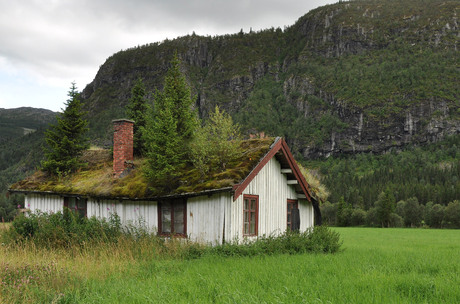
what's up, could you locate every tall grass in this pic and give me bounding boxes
[2,212,459,303]
[65,228,460,303]
[1,211,341,303]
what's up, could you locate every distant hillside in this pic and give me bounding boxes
[0,107,56,220]
[0,107,56,144]
[80,0,459,157]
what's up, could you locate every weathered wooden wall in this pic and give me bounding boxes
[187,192,231,244]
[88,199,158,232]
[232,157,314,242]
[26,193,63,214]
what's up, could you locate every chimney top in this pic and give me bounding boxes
[112,118,135,124]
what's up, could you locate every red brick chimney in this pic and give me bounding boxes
[112,119,134,178]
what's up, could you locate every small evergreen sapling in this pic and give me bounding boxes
[191,106,242,176]
[42,83,89,176]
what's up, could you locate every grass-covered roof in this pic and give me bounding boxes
[10,138,275,200]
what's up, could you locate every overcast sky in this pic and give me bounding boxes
[0,0,336,112]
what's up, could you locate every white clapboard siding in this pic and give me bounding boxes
[232,157,313,242]
[187,192,231,245]
[87,199,158,231]
[26,193,63,214]
[299,200,314,231]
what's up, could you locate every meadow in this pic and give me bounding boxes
[1,225,459,303]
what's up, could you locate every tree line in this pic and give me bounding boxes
[316,135,460,228]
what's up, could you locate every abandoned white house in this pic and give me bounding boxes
[9,119,320,244]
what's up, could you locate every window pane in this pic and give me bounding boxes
[250,211,255,224]
[77,199,86,209]
[68,198,76,209]
[287,214,291,223]
[250,222,255,234]
[174,208,184,234]
[244,223,249,234]
[244,211,248,223]
[244,199,249,210]
[251,199,256,211]
[162,208,171,233]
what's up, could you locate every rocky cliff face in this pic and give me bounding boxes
[81,0,459,158]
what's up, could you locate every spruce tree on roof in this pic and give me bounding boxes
[42,82,89,176]
[143,54,198,192]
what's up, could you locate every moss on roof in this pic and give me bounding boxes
[10,138,275,199]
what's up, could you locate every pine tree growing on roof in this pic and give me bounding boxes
[42,82,89,176]
[143,54,198,192]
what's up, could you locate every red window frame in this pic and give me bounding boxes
[64,197,87,218]
[158,199,187,237]
[243,195,258,236]
[287,199,298,231]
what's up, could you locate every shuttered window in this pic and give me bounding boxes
[243,195,258,236]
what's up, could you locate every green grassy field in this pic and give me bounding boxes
[1,227,459,303]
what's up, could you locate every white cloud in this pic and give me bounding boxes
[0,0,337,111]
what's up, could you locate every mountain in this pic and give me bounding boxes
[0,107,56,144]
[0,107,56,220]
[80,0,459,157]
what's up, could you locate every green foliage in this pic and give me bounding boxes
[207,226,342,257]
[444,200,460,229]
[316,135,460,209]
[143,55,198,192]
[336,197,352,227]
[3,210,136,248]
[191,106,242,175]
[42,83,89,176]
[374,190,396,228]
[126,77,149,156]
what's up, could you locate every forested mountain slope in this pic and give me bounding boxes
[80,0,459,157]
[0,108,56,220]
[0,107,56,144]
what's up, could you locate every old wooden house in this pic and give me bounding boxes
[9,119,320,244]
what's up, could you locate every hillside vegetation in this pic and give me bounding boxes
[80,0,459,157]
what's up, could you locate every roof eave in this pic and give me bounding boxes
[8,187,234,201]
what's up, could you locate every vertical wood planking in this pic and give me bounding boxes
[187,192,230,244]
[27,193,63,213]
[232,157,314,243]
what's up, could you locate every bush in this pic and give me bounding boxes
[207,226,342,257]
[320,201,337,226]
[3,210,137,248]
[444,200,460,228]
[351,208,367,226]
[389,213,404,228]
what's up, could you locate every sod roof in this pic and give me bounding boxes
[9,138,278,200]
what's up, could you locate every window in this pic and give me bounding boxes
[158,199,186,236]
[287,199,300,231]
[64,197,87,218]
[243,195,258,236]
